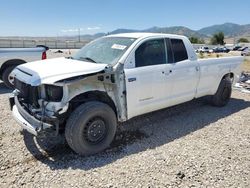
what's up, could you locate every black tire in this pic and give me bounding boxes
[65,101,117,156]
[211,77,232,107]
[2,65,16,88]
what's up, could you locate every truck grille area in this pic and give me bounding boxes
[14,78,40,108]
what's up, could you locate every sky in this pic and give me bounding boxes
[0,0,249,36]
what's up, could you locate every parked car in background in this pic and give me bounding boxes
[241,48,250,56]
[0,46,48,88]
[196,46,210,53]
[222,47,230,53]
[232,46,242,51]
[238,47,248,51]
[212,47,230,53]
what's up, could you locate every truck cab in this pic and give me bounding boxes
[122,33,199,118]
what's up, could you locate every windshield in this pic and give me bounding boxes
[73,37,136,65]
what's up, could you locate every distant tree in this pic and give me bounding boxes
[210,37,217,45]
[189,37,198,44]
[210,32,225,45]
[237,38,249,43]
[189,36,205,44]
[199,38,205,44]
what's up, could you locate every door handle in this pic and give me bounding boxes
[128,77,136,82]
[162,70,172,76]
[195,66,199,71]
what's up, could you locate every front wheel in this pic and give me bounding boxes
[211,77,232,107]
[65,101,117,156]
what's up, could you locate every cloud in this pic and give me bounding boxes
[61,26,101,33]
[87,27,101,30]
[61,29,79,33]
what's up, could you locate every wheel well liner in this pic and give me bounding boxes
[222,72,234,81]
[0,59,26,79]
[69,91,117,115]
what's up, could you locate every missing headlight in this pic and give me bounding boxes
[45,85,63,102]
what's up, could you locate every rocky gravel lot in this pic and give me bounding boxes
[0,82,250,187]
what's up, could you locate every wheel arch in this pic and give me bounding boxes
[211,73,233,107]
[210,72,234,95]
[69,90,117,117]
[222,72,234,82]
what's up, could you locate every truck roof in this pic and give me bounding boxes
[106,32,187,40]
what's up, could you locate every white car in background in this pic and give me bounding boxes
[0,46,48,88]
[196,46,210,53]
[241,47,250,56]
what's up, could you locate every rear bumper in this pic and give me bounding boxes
[10,95,55,136]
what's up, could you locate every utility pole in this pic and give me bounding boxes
[78,28,81,42]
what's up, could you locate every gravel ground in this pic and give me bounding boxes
[0,81,249,187]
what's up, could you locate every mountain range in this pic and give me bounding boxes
[80,23,250,40]
[1,23,249,41]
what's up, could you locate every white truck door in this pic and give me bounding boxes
[124,38,172,119]
[166,38,200,106]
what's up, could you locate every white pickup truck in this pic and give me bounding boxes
[9,33,243,155]
[0,46,48,88]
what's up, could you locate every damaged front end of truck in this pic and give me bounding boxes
[9,59,127,137]
[9,36,136,137]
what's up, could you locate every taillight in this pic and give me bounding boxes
[42,51,47,60]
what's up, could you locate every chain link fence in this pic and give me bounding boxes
[1,39,249,50]
[0,39,89,49]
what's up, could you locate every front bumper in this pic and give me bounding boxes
[12,105,40,136]
[10,95,56,136]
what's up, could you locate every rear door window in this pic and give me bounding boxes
[170,39,188,62]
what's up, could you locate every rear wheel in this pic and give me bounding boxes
[65,101,117,156]
[2,66,16,88]
[211,77,232,107]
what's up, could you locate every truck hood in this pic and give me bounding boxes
[12,57,108,86]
